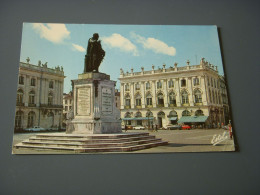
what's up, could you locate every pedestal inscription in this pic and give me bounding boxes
[77,87,91,116]
[101,87,112,115]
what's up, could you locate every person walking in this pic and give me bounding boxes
[155,124,158,132]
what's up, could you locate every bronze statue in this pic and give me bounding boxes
[84,33,105,73]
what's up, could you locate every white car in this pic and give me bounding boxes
[25,126,46,131]
[133,125,145,130]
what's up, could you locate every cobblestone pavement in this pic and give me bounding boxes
[12,129,235,154]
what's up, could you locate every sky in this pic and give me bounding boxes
[19,23,224,93]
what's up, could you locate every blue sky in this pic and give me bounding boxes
[20,23,224,93]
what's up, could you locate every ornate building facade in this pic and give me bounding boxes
[62,91,73,127]
[119,58,230,128]
[14,58,65,131]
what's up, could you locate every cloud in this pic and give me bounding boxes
[131,32,176,56]
[72,43,85,52]
[32,23,70,44]
[102,33,138,56]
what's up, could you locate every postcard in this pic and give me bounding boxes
[12,23,235,154]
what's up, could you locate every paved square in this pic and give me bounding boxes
[12,129,235,154]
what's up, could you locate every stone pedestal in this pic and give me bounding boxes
[66,72,122,134]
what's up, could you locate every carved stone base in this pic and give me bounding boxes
[66,72,122,134]
[66,119,121,134]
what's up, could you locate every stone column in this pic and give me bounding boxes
[188,77,194,106]
[24,75,30,106]
[55,80,58,105]
[130,82,135,108]
[60,81,63,106]
[42,78,46,104]
[141,81,145,108]
[175,78,181,107]
[163,79,168,107]
[201,75,208,106]
[36,77,41,106]
[152,80,157,107]
[41,78,45,104]
[120,83,124,109]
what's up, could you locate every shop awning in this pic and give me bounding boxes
[178,116,208,123]
[169,117,178,121]
[122,117,154,121]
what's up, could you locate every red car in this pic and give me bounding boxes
[182,125,191,130]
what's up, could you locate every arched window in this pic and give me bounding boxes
[31,78,36,86]
[157,111,165,118]
[15,111,23,128]
[125,84,130,91]
[135,93,141,107]
[181,79,186,87]
[182,110,191,116]
[146,111,153,118]
[157,81,162,89]
[169,110,177,117]
[49,81,54,88]
[146,82,151,90]
[157,93,164,106]
[125,94,131,108]
[168,80,174,88]
[48,92,53,105]
[181,90,189,104]
[19,76,24,85]
[124,112,131,118]
[193,77,199,86]
[29,91,35,104]
[27,111,36,128]
[169,92,176,106]
[195,110,204,116]
[194,89,202,103]
[135,112,142,118]
[17,89,23,104]
[146,93,152,106]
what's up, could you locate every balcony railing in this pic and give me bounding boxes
[169,104,177,107]
[40,104,63,108]
[146,105,153,108]
[124,105,131,109]
[157,104,164,108]
[16,102,24,106]
[28,103,36,107]
[182,103,190,107]
[194,102,203,106]
[135,105,142,109]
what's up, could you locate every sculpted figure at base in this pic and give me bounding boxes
[84,33,105,73]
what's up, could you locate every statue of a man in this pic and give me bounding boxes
[84,33,105,73]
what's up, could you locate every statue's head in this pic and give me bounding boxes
[93,33,99,40]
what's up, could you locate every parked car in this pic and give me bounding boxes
[167,124,182,130]
[25,126,46,131]
[181,125,191,130]
[133,125,145,130]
